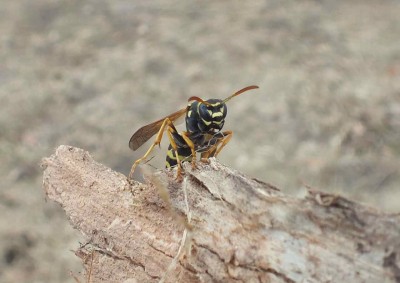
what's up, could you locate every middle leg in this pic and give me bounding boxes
[180,131,197,169]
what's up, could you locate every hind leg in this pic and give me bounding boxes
[129,118,181,180]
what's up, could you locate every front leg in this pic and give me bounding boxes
[213,130,233,157]
[201,130,233,161]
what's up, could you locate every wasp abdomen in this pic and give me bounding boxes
[166,144,192,168]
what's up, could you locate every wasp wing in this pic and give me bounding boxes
[129,107,187,151]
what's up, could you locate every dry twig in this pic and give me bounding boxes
[42,145,400,282]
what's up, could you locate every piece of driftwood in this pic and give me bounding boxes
[41,145,400,283]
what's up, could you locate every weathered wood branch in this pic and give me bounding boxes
[41,145,400,283]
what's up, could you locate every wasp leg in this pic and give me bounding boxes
[129,118,178,180]
[200,141,218,162]
[213,130,233,157]
[181,131,197,169]
[200,150,214,162]
[166,127,184,180]
[201,131,233,162]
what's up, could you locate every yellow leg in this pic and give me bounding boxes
[201,131,233,161]
[213,130,233,157]
[129,118,179,180]
[181,131,197,169]
[166,127,184,180]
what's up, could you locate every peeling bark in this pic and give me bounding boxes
[41,145,400,283]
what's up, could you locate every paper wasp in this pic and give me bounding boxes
[128,85,259,180]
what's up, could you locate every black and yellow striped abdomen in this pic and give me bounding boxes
[165,144,192,168]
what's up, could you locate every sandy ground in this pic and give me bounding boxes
[0,0,399,282]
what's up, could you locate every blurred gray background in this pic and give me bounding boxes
[1,0,399,282]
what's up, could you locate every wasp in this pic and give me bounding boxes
[128,85,259,180]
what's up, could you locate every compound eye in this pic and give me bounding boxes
[199,103,212,120]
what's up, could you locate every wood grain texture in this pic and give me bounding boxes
[42,145,400,283]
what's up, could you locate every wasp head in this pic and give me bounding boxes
[186,86,258,136]
[186,97,227,134]
[197,99,227,132]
